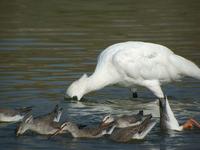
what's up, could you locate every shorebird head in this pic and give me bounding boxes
[50,121,76,137]
[16,115,33,136]
[66,74,88,101]
[100,114,115,127]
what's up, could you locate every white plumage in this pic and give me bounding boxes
[66,41,200,100]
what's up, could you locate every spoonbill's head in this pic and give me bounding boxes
[100,114,115,127]
[66,74,88,101]
[16,115,33,136]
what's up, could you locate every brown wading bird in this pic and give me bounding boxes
[0,106,32,123]
[159,96,200,131]
[51,121,110,138]
[51,113,156,142]
[106,114,156,142]
[16,105,64,136]
[100,110,150,128]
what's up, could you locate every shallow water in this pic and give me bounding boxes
[0,0,200,150]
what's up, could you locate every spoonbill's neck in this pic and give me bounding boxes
[85,73,116,94]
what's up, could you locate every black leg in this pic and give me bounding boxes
[132,92,138,98]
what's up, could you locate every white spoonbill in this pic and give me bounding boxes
[66,41,200,101]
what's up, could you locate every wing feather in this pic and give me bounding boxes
[112,46,177,82]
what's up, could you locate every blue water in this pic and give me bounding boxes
[0,0,200,149]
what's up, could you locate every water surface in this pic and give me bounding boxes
[0,0,200,150]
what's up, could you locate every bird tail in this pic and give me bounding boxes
[170,54,200,80]
[138,114,153,132]
[53,104,63,122]
[132,115,156,139]
[137,119,156,139]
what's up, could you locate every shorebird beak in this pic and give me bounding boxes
[182,118,200,129]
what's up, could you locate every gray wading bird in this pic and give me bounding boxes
[100,110,150,128]
[106,114,156,142]
[0,106,32,123]
[16,105,64,136]
[51,121,112,138]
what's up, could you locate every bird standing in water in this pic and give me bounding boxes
[16,105,63,136]
[66,41,200,101]
[0,106,32,123]
[51,121,109,138]
[106,114,156,142]
[100,110,149,128]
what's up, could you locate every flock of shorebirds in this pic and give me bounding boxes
[1,41,200,142]
[0,97,199,143]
